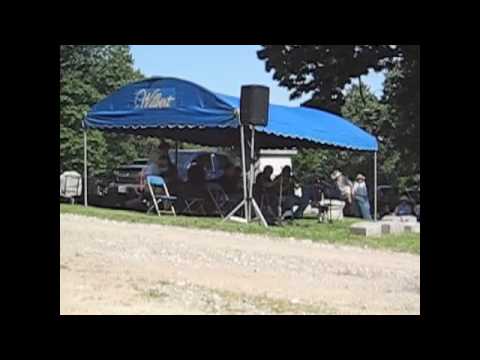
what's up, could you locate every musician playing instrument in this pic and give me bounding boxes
[272,166,314,219]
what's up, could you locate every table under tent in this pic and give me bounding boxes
[83,77,379,225]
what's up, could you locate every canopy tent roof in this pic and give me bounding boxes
[85,77,378,152]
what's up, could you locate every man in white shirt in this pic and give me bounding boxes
[144,142,170,177]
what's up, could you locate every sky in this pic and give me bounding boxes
[130,45,385,106]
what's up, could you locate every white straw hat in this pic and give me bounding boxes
[331,170,342,180]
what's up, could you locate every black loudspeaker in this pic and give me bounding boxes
[240,85,269,126]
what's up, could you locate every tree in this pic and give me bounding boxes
[258,45,419,181]
[60,45,146,175]
[293,84,402,189]
[382,53,420,176]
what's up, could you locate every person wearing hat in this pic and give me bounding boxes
[331,170,353,204]
[353,174,372,220]
[394,193,415,216]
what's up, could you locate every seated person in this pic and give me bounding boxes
[254,166,278,219]
[143,143,179,194]
[233,166,243,191]
[213,164,243,211]
[255,166,275,196]
[139,143,179,210]
[185,161,207,193]
[144,142,178,182]
[272,166,313,219]
[394,194,415,216]
[218,164,241,195]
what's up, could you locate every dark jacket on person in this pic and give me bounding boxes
[184,163,208,198]
[272,174,295,197]
[255,172,276,196]
[218,174,240,195]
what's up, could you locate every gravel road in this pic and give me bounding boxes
[60,214,420,315]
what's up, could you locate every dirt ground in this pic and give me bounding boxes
[60,214,420,315]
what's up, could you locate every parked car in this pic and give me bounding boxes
[89,150,235,210]
[174,150,234,182]
[113,161,148,194]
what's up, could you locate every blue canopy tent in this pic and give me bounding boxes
[83,77,379,220]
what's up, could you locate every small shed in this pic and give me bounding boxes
[255,149,298,177]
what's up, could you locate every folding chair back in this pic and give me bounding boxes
[206,182,230,217]
[207,183,228,217]
[146,175,177,216]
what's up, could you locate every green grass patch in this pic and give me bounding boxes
[144,288,169,300]
[60,204,419,254]
[138,279,335,314]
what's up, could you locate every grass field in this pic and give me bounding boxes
[60,204,420,254]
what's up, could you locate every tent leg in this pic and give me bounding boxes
[223,199,246,222]
[248,125,268,227]
[223,124,250,224]
[374,151,377,221]
[175,140,179,174]
[248,125,255,221]
[240,125,249,221]
[83,128,88,207]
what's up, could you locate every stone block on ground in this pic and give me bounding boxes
[381,215,418,223]
[380,221,404,235]
[403,223,420,233]
[350,222,382,237]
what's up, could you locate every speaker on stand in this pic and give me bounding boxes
[224,85,270,227]
[240,85,269,127]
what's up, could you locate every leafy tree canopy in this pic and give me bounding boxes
[293,83,413,191]
[60,45,150,176]
[258,45,419,183]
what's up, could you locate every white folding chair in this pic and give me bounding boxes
[146,176,177,216]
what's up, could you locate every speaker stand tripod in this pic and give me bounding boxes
[223,124,268,227]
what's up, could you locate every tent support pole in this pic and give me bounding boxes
[248,125,255,221]
[223,121,268,227]
[240,124,249,220]
[374,151,377,221]
[175,140,179,174]
[223,125,248,223]
[248,125,268,227]
[83,126,88,207]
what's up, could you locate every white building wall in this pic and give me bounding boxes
[255,149,298,178]
[256,156,292,178]
[254,149,318,215]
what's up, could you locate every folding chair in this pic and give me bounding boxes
[182,194,207,216]
[146,176,177,216]
[206,182,238,218]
